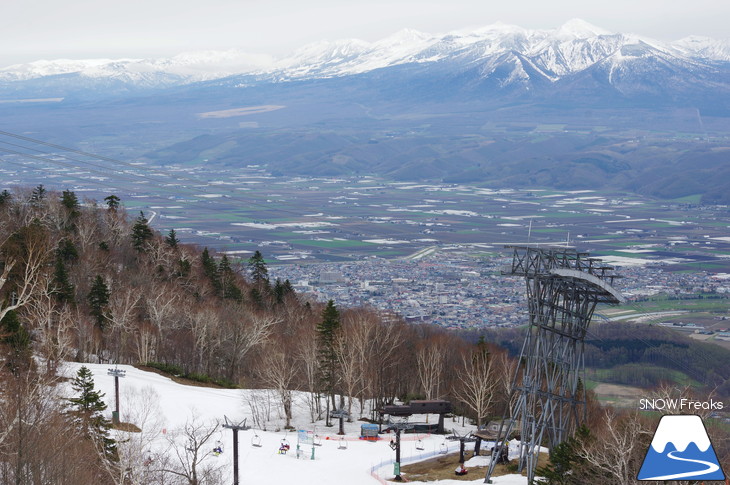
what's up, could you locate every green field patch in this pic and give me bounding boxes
[669,194,703,204]
[532,227,567,233]
[290,239,372,248]
[626,295,729,313]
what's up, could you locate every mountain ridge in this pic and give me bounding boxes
[2,19,729,88]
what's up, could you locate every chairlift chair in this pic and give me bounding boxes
[337,436,348,450]
[415,435,425,451]
[212,440,224,456]
[251,431,262,448]
[439,441,449,454]
[313,434,322,447]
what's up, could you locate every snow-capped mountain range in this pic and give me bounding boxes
[1,19,728,89]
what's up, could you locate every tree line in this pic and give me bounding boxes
[0,186,516,483]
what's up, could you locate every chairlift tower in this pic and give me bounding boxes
[222,416,249,485]
[485,246,624,484]
[107,366,126,424]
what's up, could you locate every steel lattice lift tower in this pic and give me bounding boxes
[485,246,624,484]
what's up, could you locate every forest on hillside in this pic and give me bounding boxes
[473,321,730,398]
[0,186,726,484]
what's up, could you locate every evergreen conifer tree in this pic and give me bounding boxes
[535,425,589,485]
[273,278,285,304]
[165,228,180,248]
[247,250,269,286]
[131,211,154,252]
[60,189,81,222]
[30,184,46,205]
[56,238,79,262]
[1,310,31,372]
[67,365,117,460]
[87,275,110,329]
[104,194,121,211]
[0,189,11,206]
[218,255,242,301]
[52,258,75,304]
[200,248,220,292]
[317,300,341,421]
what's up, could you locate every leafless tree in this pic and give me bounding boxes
[416,336,447,401]
[107,286,142,363]
[335,311,369,420]
[22,280,75,373]
[0,226,51,322]
[257,344,298,428]
[574,409,651,485]
[453,347,499,428]
[496,350,519,418]
[221,310,278,381]
[297,321,323,422]
[99,386,165,485]
[160,416,222,485]
[0,369,107,484]
[186,306,221,375]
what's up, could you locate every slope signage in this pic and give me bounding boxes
[638,414,725,481]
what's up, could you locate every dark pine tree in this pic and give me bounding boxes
[56,238,79,263]
[165,228,180,248]
[87,275,110,329]
[67,365,117,460]
[60,189,81,222]
[131,211,154,252]
[52,258,75,304]
[200,248,220,293]
[317,299,341,423]
[218,254,242,301]
[535,425,589,485]
[104,194,121,211]
[247,250,269,286]
[0,189,12,206]
[273,278,285,304]
[1,309,32,373]
[30,184,46,206]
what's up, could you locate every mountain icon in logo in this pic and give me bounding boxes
[638,414,725,481]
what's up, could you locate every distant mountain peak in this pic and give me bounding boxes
[1,20,728,96]
[555,18,612,39]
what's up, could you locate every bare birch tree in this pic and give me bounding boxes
[453,346,499,428]
[257,343,298,428]
[574,409,651,485]
[160,417,222,485]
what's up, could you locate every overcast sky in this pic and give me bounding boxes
[3,0,728,66]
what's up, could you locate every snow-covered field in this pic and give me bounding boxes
[60,363,529,484]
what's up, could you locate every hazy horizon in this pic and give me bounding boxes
[2,0,728,66]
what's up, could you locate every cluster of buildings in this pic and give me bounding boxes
[270,249,730,330]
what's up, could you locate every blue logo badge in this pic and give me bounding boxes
[638,415,725,481]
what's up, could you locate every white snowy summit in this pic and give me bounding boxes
[1,19,728,88]
[650,415,712,453]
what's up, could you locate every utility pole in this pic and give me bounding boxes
[222,416,249,485]
[107,366,126,424]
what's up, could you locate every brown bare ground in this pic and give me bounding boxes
[399,451,548,482]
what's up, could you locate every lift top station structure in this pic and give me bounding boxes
[485,246,624,484]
